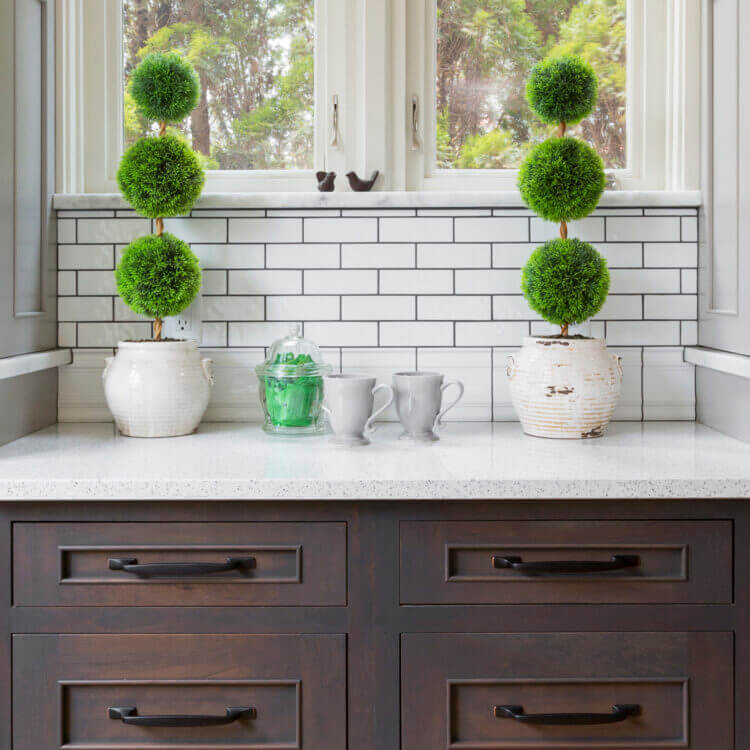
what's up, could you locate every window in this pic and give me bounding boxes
[123,0,315,171]
[60,0,700,193]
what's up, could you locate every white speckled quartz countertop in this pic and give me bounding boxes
[0,421,748,500]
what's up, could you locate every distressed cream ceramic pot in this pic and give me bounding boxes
[103,340,213,438]
[507,337,622,439]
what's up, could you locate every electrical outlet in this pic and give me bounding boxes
[162,295,203,342]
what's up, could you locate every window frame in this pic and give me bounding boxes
[56,0,701,193]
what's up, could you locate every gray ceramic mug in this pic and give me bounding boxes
[322,374,394,445]
[392,371,464,441]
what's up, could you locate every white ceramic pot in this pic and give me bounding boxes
[103,340,213,438]
[507,337,622,439]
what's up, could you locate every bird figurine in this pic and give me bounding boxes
[316,171,336,192]
[346,170,379,192]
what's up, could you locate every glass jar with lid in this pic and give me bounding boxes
[255,324,332,435]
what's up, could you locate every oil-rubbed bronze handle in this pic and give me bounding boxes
[492,554,640,575]
[108,557,256,578]
[495,704,641,725]
[108,706,255,727]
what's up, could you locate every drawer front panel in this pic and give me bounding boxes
[400,520,732,604]
[402,632,733,749]
[14,634,346,750]
[14,522,346,606]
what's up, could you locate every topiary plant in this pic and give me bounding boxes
[115,52,205,340]
[518,54,609,337]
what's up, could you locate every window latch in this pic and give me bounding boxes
[411,95,420,151]
[330,95,340,148]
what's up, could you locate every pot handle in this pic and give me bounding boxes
[102,356,114,381]
[201,358,215,387]
[613,353,623,378]
[506,354,517,380]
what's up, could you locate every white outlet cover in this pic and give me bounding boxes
[162,295,202,342]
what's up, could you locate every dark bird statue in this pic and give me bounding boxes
[346,170,379,192]
[316,171,336,192]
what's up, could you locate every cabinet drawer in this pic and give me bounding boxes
[402,632,732,749]
[13,634,346,750]
[400,520,732,604]
[14,522,346,606]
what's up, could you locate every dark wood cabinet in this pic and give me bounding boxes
[0,499,746,750]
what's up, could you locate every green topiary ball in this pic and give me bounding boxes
[116,232,201,319]
[522,238,609,327]
[526,55,598,125]
[117,135,205,218]
[518,137,605,223]
[130,52,200,123]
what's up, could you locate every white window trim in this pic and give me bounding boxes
[57,0,701,193]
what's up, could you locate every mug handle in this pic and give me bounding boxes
[364,384,394,434]
[433,380,464,432]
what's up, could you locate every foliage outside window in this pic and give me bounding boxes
[435,0,626,171]
[123,0,315,171]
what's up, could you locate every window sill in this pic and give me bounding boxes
[0,349,72,381]
[684,348,750,381]
[54,190,702,211]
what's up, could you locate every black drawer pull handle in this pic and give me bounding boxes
[108,557,256,578]
[495,704,641,725]
[492,554,640,575]
[108,706,255,727]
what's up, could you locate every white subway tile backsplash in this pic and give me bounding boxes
[229,218,302,243]
[229,270,302,295]
[379,217,452,243]
[77,270,116,295]
[455,269,519,294]
[380,321,453,347]
[610,269,680,294]
[644,243,698,267]
[305,270,377,294]
[163,218,226,243]
[304,322,378,347]
[456,321,528,346]
[419,296,491,320]
[606,321,681,346]
[304,217,377,243]
[380,270,452,294]
[57,219,76,244]
[267,295,341,321]
[417,243,491,268]
[56,205,699,422]
[607,216,680,242]
[455,217,528,243]
[530,217,604,242]
[58,297,112,322]
[644,295,697,320]
[342,243,414,268]
[57,271,76,296]
[202,270,227,295]
[77,219,150,244]
[203,296,264,322]
[267,243,339,268]
[59,245,114,270]
[342,296,415,320]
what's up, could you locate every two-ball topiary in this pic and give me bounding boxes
[522,238,609,331]
[130,51,201,123]
[518,137,606,223]
[116,233,201,336]
[117,135,205,219]
[526,55,598,126]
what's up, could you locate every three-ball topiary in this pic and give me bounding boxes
[522,238,609,328]
[115,52,205,340]
[116,233,202,323]
[130,52,201,123]
[518,54,608,337]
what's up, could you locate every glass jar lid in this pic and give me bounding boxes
[256,324,332,378]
